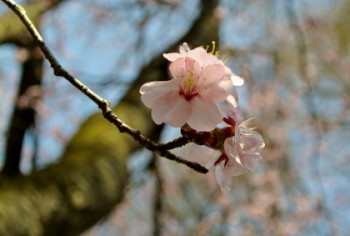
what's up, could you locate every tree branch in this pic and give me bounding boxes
[1,0,208,174]
[150,157,163,236]
[1,46,43,177]
[0,0,220,234]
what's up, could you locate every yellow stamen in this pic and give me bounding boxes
[183,71,195,93]
[222,55,229,63]
[211,41,216,54]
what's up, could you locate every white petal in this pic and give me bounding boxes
[163,53,182,62]
[199,84,228,103]
[186,47,211,67]
[187,98,223,131]
[177,143,220,163]
[179,43,190,53]
[140,80,178,107]
[239,133,265,160]
[151,91,192,127]
[224,123,264,172]
[228,161,251,176]
[196,64,227,103]
[231,74,244,86]
[215,162,233,193]
[197,64,226,86]
[226,95,238,108]
[222,95,243,123]
[223,137,241,164]
[220,79,239,102]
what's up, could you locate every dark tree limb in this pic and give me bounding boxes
[1,46,43,177]
[150,157,163,236]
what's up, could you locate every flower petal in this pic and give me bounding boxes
[215,162,234,193]
[222,95,243,123]
[231,74,244,86]
[220,79,239,103]
[186,47,214,67]
[199,84,228,103]
[177,143,220,164]
[179,43,190,53]
[151,90,192,127]
[187,98,223,131]
[169,57,201,86]
[140,79,178,108]
[163,53,181,62]
[197,64,226,86]
[239,133,265,160]
[223,137,241,164]
[226,159,251,176]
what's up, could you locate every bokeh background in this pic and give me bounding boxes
[0,0,349,235]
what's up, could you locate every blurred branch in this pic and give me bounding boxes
[30,123,39,171]
[285,1,336,234]
[1,46,43,177]
[0,0,65,45]
[1,0,208,174]
[150,157,163,236]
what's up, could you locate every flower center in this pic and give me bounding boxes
[183,71,195,93]
[179,89,198,101]
[179,70,198,101]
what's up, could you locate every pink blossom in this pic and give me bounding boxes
[140,51,230,131]
[215,118,265,193]
[164,43,244,87]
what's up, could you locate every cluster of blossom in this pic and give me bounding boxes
[140,42,264,192]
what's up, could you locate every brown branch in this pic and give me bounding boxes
[1,46,43,177]
[1,0,208,174]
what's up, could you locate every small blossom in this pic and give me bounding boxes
[214,98,265,192]
[181,97,264,193]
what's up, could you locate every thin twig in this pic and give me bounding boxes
[157,136,190,151]
[1,0,208,174]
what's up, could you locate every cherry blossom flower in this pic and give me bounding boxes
[140,42,264,193]
[214,118,265,192]
[180,96,264,193]
[214,98,265,193]
[140,48,230,131]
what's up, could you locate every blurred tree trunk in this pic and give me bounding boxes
[0,0,72,177]
[1,45,43,177]
[0,0,220,235]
